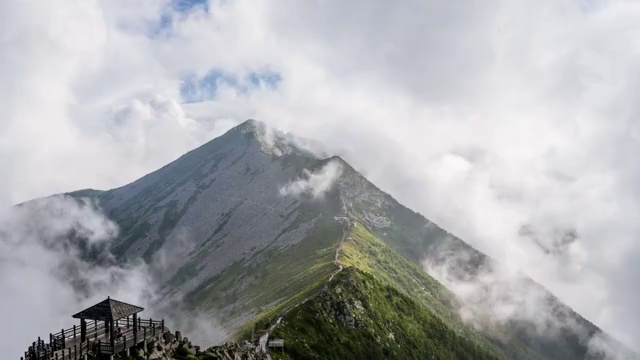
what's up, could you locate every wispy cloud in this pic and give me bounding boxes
[0,196,151,357]
[0,195,225,357]
[279,161,343,199]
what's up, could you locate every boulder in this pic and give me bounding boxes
[163,332,175,343]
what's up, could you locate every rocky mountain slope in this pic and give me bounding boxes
[62,120,632,359]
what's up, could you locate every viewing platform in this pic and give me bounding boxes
[23,297,165,360]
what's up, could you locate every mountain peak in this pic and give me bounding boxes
[223,119,288,156]
[235,119,261,134]
[226,119,315,158]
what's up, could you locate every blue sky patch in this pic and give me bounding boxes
[173,0,208,13]
[180,69,282,103]
[180,70,237,103]
[146,0,208,38]
[248,71,282,89]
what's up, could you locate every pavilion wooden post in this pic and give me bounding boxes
[133,313,138,342]
[110,319,115,350]
[80,318,87,343]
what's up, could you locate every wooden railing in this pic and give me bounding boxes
[46,342,89,360]
[49,320,106,352]
[95,323,163,355]
[23,318,165,360]
[25,340,89,360]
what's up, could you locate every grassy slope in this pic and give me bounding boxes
[183,216,343,332]
[341,223,546,359]
[344,224,609,360]
[271,268,499,360]
[264,223,502,359]
[341,224,458,323]
[265,223,556,360]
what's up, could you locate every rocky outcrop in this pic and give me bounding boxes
[126,328,265,360]
[198,342,267,360]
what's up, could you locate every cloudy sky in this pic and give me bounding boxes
[2,0,640,352]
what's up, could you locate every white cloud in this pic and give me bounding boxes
[279,161,343,199]
[423,241,593,341]
[0,195,224,358]
[589,332,637,360]
[2,0,640,355]
[0,196,152,358]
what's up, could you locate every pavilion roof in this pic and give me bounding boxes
[72,297,144,321]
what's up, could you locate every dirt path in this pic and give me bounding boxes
[257,218,350,356]
[327,222,348,284]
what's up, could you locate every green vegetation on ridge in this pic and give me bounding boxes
[271,268,499,360]
[265,222,550,359]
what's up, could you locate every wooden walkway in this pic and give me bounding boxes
[25,319,165,360]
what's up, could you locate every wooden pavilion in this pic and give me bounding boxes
[71,297,144,351]
[23,297,165,360]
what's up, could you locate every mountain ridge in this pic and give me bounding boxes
[49,119,632,359]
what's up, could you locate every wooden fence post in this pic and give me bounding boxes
[61,329,65,348]
[73,325,76,340]
[74,345,77,359]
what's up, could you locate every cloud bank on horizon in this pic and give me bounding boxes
[1,0,640,353]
